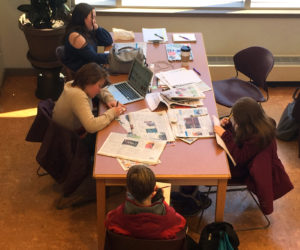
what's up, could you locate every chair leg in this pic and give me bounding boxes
[36,166,48,177]
[203,186,271,231]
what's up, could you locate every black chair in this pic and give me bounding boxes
[213,46,274,108]
[104,230,187,250]
[56,45,75,82]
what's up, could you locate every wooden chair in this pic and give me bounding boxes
[213,46,274,108]
[104,230,187,250]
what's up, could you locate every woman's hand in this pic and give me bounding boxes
[220,117,230,127]
[107,101,126,117]
[214,125,226,136]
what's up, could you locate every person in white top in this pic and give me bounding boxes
[53,62,126,149]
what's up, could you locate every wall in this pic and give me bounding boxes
[1,1,300,70]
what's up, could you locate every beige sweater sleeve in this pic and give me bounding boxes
[72,90,117,133]
[99,88,115,104]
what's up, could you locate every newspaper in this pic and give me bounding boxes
[212,115,236,166]
[168,108,215,138]
[128,110,175,142]
[116,158,161,171]
[145,92,203,111]
[161,83,206,100]
[97,132,166,165]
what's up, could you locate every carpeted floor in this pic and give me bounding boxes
[0,76,299,249]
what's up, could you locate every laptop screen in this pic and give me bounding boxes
[128,59,153,97]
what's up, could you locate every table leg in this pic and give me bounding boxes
[215,179,228,222]
[96,180,106,250]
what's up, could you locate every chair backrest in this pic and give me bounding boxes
[25,99,55,142]
[104,230,186,250]
[56,45,75,81]
[233,46,274,91]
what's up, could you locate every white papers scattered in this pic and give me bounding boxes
[156,68,201,88]
[97,132,166,165]
[161,83,206,100]
[168,108,215,138]
[172,33,196,42]
[212,115,237,166]
[145,92,203,111]
[142,28,168,43]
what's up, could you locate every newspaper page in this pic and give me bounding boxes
[168,108,214,138]
[128,110,175,142]
[212,115,237,166]
[161,83,206,100]
[97,132,166,165]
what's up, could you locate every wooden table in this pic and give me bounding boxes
[93,33,231,250]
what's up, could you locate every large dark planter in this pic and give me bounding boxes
[19,19,66,100]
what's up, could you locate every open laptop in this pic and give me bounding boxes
[107,59,153,104]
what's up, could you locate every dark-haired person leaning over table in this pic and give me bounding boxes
[53,62,126,156]
[63,3,113,72]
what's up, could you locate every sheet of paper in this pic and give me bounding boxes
[97,132,166,165]
[142,28,168,43]
[172,33,196,42]
[212,115,237,166]
[156,181,171,205]
[156,68,202,88]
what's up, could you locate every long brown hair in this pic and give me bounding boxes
[64,3,96,45]
[72,63,108,90]
[232,97,275,149]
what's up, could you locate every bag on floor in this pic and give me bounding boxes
[276,88,300,141]
[108,45,145,74]
[199,222,239,250]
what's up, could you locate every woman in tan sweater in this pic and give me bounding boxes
[53,62,125,135]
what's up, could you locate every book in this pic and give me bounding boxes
[212,115,237,166]
[166,43,193,61]
[156,182,171,205]
[173,33,196,42]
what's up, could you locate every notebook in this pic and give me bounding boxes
[107,59,153,104]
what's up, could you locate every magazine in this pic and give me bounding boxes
[166,43,193,61]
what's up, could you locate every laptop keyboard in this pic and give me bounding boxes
[115,82,140,100]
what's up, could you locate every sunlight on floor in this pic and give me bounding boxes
[0,108,37,118]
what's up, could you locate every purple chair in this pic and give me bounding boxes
[213,46,274,107]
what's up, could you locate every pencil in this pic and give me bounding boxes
[154,33,164,40]
[179,35,190,41]
[228,112,233,119]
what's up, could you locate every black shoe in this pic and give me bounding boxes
[171,191,212,216]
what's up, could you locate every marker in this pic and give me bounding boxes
[193,67,201,76]
[179,35,190,41]
[154,33,164,40]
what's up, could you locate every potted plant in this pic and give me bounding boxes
[18,0,71,67]
[17,0,71,100]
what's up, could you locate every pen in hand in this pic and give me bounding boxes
[116,101,119,107]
